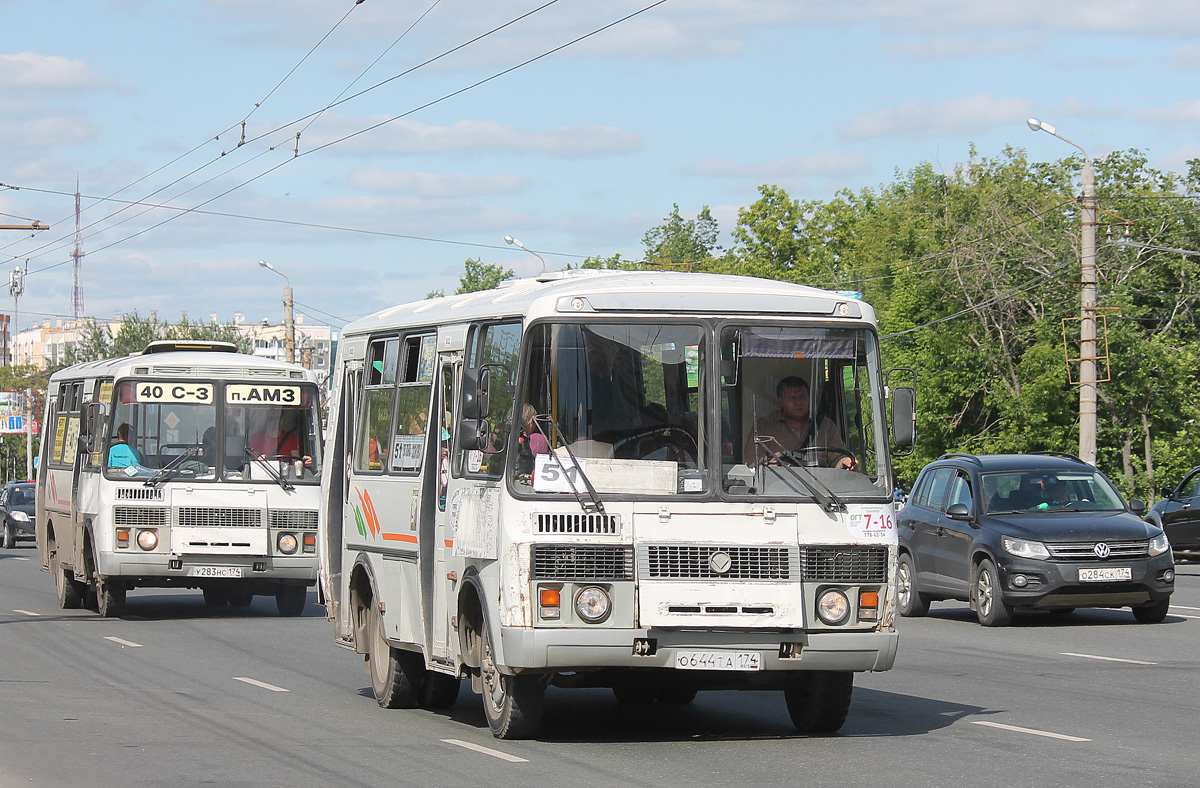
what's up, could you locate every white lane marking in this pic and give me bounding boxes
[1061,651,1156,665]
[233,677,289,693]
[1171,613,1200,619]
[104,636,143,648]
[13,609,40,616]
[971,720,1091,742]
[442,739,529,763]
[1169,604,1200,611]
[8,556,31,561]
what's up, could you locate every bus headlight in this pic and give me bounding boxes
[136,529,158,551]
[277,533,299,555]
[574,586,611,623]
[816,589,850,625]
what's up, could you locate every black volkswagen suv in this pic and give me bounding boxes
[896,453,1174,626]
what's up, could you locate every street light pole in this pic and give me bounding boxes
[258,260,295,364]
[1027,118,1097,465]
[504,235,547,275]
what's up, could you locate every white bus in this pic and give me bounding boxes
[318,270,915,738]
[37,341,324,618]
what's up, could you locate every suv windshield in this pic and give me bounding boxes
[982,469,1125,513]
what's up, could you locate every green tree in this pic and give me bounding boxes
[456,257,515,294]
[642,204,721,270]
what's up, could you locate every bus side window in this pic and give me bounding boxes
[355,338,399,471]
[473,322,521,478]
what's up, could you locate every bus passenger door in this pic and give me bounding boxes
[426,356,460,664]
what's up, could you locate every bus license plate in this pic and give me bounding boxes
[1079,567,1132,582]
[188,566,244,579]
[675,651,762,671]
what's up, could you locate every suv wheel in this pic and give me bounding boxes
[1132,598,1170,624]
[974,559,1013,627]
[896,553,930,617]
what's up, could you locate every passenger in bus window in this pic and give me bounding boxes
[250,409,313,469]
[744,376,857,470]
[108,423,147,472]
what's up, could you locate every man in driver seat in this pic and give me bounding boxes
[744,376,857,470]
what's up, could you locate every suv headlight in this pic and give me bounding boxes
[1149,533,1170,557]
[1003,536,1050,560]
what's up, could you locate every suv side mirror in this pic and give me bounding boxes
[946,501,972,520]
[1158,485,1174,499]
[1128,498,1147,516]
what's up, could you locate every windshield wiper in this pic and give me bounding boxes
[143,447,198,488]
[244,446,295,492]
[535,414,604,515]
[756,438,845,512]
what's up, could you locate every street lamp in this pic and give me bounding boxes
[258,260,295,364]
[504,235,547,275]
[1026,117,1098,465]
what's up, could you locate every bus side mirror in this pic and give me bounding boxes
[458,417,490,452]
[891,386,916,450]
[461,367,491,420]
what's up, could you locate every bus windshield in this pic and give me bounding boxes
[105,380,322,483]
[516,321,706,496]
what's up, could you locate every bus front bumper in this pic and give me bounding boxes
[498,626,898,673]
[96,551,317,583]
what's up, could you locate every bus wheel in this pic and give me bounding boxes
[51,551,83,610]
[418,669,461,710]
[366,602,419,709]
[275,585,307,616]
[96,577,126,618]
[479,620,544,739]
[203,587,229,607]
[784,671,853,734]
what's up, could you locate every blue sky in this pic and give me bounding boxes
[2,0,1200,334]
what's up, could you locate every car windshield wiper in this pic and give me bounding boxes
[535,414,604,515]
[244,446,295,492]
[756,438,845,512]
[143,447,198,488]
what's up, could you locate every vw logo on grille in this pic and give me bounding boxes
[708,551,732,575]
[1094,542,1111,559]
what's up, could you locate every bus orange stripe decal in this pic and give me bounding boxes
[381,533,418,543]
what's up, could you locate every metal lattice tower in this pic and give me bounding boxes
[71,178,84,318]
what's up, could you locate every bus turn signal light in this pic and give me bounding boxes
[859,590,879,621]
[539,586,561,620]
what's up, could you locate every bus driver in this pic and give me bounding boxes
[744,376,857,470]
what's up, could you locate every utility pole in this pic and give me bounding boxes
[9,265,24,367]
[1027,118,1098,465]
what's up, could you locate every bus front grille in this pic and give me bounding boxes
[115,487,164,501]
[178,507,262,529]
[640,545,798,580]
[536,512,620,535]
[531,545,633,580]
[799,546,888,582]
[114,507,168,528]
[269,510,319,530]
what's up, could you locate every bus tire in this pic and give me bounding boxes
[96,577,126,618]
[52,550,83,610]
[275,585,307,616]
[366,603,419,709]
[784,670,853,734]
[479,619,544,739]
[417,669,461,710]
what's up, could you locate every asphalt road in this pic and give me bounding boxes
[1,544,1197,788]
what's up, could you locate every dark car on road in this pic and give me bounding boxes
[1146,467,1200,561]
[896,452,1174,626]
[1,481,36,549]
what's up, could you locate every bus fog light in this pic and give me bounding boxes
[816,589,850,625]
[277,533,299,555]
[574,586,611,623]
[136,529,158,550]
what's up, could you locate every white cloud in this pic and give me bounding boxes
[0,112,99,149]
[842,94,1034,141]
[881,33,1047,61]
[1138,100,1200,128]
[0,52,112,93]
[1165,43,1200,71]
[346,169,529,197]
[297,117,641,159]
[683,152,872,180]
